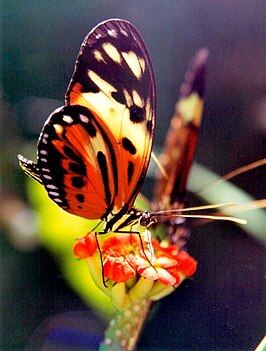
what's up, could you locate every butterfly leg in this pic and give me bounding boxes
[94,232,108,288]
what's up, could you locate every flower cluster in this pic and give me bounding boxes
[73,232,197,306]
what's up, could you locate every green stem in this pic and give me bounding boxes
[99,298,153,351]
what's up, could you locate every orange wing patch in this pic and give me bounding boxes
[38,105,121,219]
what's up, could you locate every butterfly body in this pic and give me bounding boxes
[18,19,155,233]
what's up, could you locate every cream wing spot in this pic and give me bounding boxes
[43,174,52,179]
[88,70,116,94]
[40,150,48,155]
[102,42,122,64]
[121,109,147,152]
[54,198,63,203]
[54,124,64,134]
[63,115,74,124]
[132,90,144,108]
[107,29,117,38]
[122,51,142,79]
[123,89,133,107]
[80,90,125,139]
[120,29,128,37]
[93,49,106,63]
[47,184,58,189]
[139,58,146,73]
[79,114,89,123]
[49,191,60,197]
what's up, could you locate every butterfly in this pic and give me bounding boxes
[152,49,208,246]
[18,19,156,233]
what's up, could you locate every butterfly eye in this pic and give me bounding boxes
[139,211,153,227]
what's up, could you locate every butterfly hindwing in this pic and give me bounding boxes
[37,105,121,219]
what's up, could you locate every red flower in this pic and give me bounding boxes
[73,233,197,286]
[73,233,98,258]
[103,256,135,283]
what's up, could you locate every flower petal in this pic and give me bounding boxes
[73,233,98,258]
[177,251,197,276]
[156,267,178,286]
[104,256,136,283]
[155,256,177,268]
[137,265,158,280]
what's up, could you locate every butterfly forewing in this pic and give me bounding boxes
[66,19,155,211]
[19,19,155,222]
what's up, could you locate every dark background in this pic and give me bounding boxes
[1,1,266,350]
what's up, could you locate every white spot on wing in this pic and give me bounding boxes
[107,29,117,38]
[88,70,116,94]
[102,42,121,64]
[54,124,64,134]
[139,58,145,74]
[79,114,89,123]
[54,198,63,203]
[93,49,105,63]
[132,90,144,108]
[122,51,142,79]
[49,191,60,196]
[123,89,133,107]
[63,115,73,124]
[120,29,127,37]
[43,174,52,179]
[40,150,48,155]
[40,158,48,163]
[47,184,58,189]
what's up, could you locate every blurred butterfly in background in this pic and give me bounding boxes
[18,19,207,236]
[152,49,208,247]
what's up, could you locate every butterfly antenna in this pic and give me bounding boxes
[151,151,169,180]
[220,199,266,214]
[153,203,247,225]
[161,214,247,225]
[154,202,236,214]
[197,158,266,194]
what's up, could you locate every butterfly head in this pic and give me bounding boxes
[138,210,157,228]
